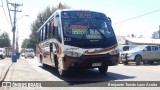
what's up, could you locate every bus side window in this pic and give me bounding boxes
[55,20,62,43]
[45,24,48,40]
[36,32,40,43]
[40,29,43,42]
[43,26,45,41]
[47,22,50,39]
[50,21,55,38]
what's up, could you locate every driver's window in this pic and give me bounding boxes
[101,22,111,35]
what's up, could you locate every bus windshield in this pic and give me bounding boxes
[61,11,115,48]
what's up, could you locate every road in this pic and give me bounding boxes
[1,57,160,90]
[26,57,160,81]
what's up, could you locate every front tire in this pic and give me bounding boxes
[135,56,142,65]
[98,66,108,74]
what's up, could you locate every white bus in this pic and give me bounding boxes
[36,9,119,76]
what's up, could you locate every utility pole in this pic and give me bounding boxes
[9,3,22,61]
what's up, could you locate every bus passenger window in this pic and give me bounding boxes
[47,23,50,39]
[50,21,55,38]
[40,29,43,41]
[45,24,47,40]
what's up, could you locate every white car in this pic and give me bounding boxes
[0,48,6,59]
[121,45,160,65]
[25,49,35,58]
[119,45,138,63]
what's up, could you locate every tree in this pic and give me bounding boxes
[152,31,159,39]
[23,3,70,50]
[0,32,11,47]
[21,39,29,48]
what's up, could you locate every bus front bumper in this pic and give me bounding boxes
[62,53,119,70]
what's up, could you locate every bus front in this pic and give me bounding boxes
[61,10,119,73]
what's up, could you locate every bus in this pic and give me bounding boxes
[36,9,119,76]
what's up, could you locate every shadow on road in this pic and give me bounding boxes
[39,65,135,86]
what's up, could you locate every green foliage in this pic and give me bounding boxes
[0,32,11,47]
[152,31,159,39]
[21,39,29,48]
[21,3,70,50]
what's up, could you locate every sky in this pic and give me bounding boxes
[1,0,160,49]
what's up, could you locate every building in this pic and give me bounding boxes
[5,47,12,57]
[116,36,160,45]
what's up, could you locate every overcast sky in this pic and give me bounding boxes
[1,0,160,47]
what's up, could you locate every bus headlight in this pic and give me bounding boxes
[63,51,82,57]
[109,49,119,55]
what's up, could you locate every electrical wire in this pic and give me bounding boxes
[113,9,160,25]
[1,0,10,25]
[6,0,12,26]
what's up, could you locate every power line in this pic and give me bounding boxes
[1,0,10,25]
[113,9,160,25]
[6,0,12,25]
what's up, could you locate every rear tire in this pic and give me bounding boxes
[98,66,108,74]
[135,56,142,65]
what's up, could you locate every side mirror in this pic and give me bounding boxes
[54,15,59,27]
[108,17,112,24]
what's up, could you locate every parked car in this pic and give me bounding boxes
[121,45,160,65]
[119,45,138,63]
[0,48,6,59]
[25,49,35,58]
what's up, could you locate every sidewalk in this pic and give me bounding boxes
[0,57,47,81]
[0,58,12,81]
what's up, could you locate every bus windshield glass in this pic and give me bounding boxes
[61,11,115,48]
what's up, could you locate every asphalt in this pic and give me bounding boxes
[0,57,160,90]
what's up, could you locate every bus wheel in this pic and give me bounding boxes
[98,66,108,74]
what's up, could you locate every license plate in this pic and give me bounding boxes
[92,62,102,67]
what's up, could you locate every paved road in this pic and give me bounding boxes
[26,57,160,81]
[1,57,160,90]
